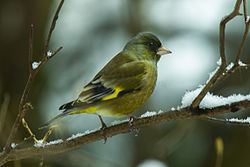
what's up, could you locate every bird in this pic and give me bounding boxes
[41,32,171,129]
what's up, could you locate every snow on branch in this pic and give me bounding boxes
[182,87,250,108]
[0,99,250,165]
[226,117,250,124]
[32,61,41,70]
[191,0,249,108]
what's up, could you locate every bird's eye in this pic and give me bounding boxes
[149,42,154,46]
[147,41,158,51]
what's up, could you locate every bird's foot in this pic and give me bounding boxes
[128,116,139,135]
[128,116,136,127]
[128,116,136,129]
[97,115,108,143]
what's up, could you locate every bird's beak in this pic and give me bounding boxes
[157,46,172,56]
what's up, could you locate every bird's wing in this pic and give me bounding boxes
[59,53,147,111]
[79,61,146,102]
[81,62,146,101]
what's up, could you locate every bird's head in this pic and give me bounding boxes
[124,32,172,61]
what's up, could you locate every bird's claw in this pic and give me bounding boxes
[128,116,140,136]
[129,116,136,126]
[100,124,107,144]
[97,115,108,143]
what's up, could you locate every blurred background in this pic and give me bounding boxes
[0,0,250,167]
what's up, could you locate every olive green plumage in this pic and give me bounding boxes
[42,32,171,127]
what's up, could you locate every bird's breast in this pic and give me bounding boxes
[142,61,157,92]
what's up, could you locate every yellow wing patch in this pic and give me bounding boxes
[69,106,97,115]
[101,86,124,101]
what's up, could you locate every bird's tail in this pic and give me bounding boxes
[39,101,96,129]
[39,100,76,129]
[39,112,68,130]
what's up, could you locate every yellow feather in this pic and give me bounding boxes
[101,86,124,101]
[69,106,97,115]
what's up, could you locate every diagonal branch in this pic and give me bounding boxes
[235,0,250,64]
[208,0,250,92]
[3,0,64,154]
[28,24,34,73]
[44,0,64,56]
[0,94,10,137]
[191,0,243,108]
[0,99,250,166]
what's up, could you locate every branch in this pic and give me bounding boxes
[0,99,249,166]
[28,24,34,73]
[235,0,250,64]
[191,0,243,108]
[3,0,64,154]
[0,94,10,137]
[208,0,250,91]
[44,0,64,56]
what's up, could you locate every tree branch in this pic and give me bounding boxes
[28,24,34,73]
[3,0,64,154]
[0,94,10,137]
[0,99,250,166]
[235,0,250,64]
[191,0,243,108]
[44,0,64,56]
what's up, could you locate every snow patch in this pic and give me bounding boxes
[239,60,247,67]
[11,143,17,149]
[46,139,63,146]
[226,117,250,124]
[111,119,128,125]
[226,62,234,71]
[47,50,53,57]
[216,58,222,66]
[246,16,250,23]
[34,140,45,148]
[32,61,41,70]
[67,133,85,141]
[207,66,219,83]
[67,129,97,141]
[158,110,164,114]
[140,111,157,118]
[181,87,250,108]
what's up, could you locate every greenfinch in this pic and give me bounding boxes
[42,32,171,128]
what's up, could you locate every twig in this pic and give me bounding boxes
[42,128,54,142]
[191,0,243,108]
[235,4,250,63]
[0,99,249,166]
[22,118,38,143]
[208,0,250,91]
[39,128,54,167]
[44,0,64,55]
[0,94,10,136]
[28,24,34,73]
[4,102,33,153]
[48,46,63,60]
[243,0,248,22]
[3,0,64,154]
[211,62,248,91]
